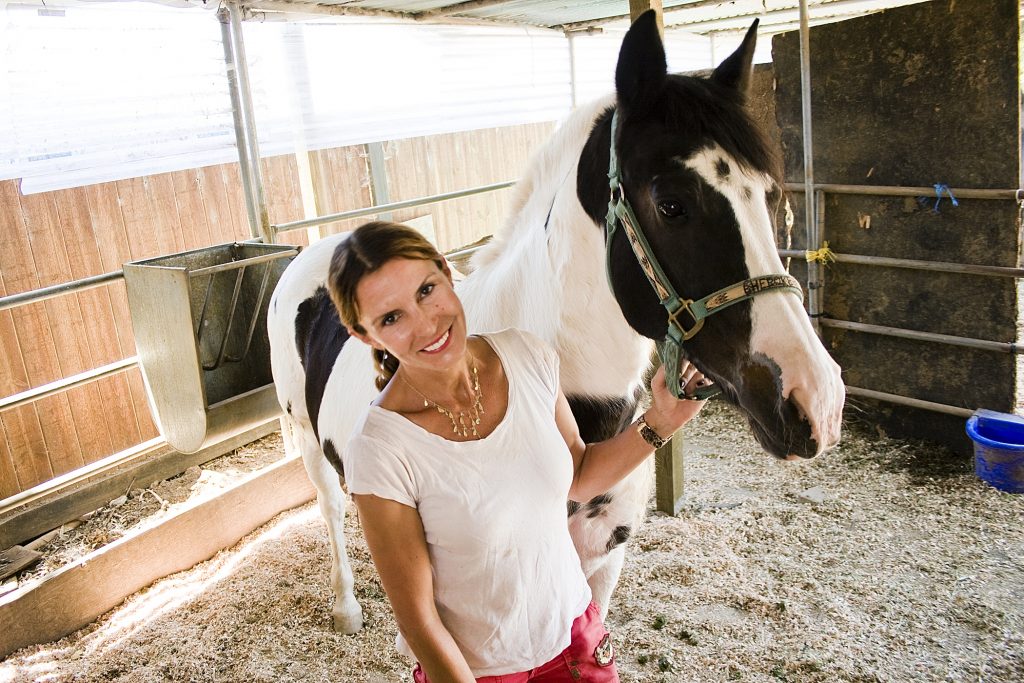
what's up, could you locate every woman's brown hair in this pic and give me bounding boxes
[327,221,447,390]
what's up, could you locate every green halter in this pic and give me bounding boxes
[605,111,803,400]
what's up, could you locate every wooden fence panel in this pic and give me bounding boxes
[196,164,245,244]
[51,188,119,460]
[262,155,305,228]
[171,170,215,251]
[16,191,87,479]
[0,181,52,496]
[387,123,555,251]
[71,196,140,452]
[83,182,155,444]
[0,412,17,500]
[285,145,370,240]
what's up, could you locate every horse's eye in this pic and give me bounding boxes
[657,199,686,219]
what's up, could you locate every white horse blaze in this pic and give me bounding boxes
[686,147,844,454]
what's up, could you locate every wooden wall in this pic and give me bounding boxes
[0,122,555,500]
[384,123,556,251]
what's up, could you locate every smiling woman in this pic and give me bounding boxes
[316,221,706,682]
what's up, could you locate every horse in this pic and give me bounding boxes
[267,11,845,635]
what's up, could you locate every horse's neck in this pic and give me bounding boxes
[460,96,653,399]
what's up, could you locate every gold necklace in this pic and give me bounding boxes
[401,360,485,438]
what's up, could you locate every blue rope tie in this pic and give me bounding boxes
[932,183,959,212]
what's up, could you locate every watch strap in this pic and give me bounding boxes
[636,413,668,449]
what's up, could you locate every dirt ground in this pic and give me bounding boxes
[2,400,1023,682]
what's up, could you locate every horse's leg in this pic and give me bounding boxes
[570,460,653,619]
[584,545,626,619]
[286,414,364,633]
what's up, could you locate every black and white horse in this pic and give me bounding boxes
[268,13,844,634]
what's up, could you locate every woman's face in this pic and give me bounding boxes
[351,257,467,373]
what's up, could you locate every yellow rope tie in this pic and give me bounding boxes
[805,241,836,265]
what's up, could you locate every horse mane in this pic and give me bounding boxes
[469,95,614,270]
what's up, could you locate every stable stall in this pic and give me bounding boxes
[1,0,1021,662]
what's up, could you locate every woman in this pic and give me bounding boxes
[331,222,706,683]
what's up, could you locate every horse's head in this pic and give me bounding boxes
[597,11,844,458]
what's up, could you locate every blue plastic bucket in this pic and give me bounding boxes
[966,409,1024,493]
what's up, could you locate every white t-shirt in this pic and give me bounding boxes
[343,328,592,677]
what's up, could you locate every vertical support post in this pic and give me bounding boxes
[633,0,670,513]
[629,0,663,37]
[655,437,684,515]
[798,0,819,334]
[223,1,272,244]
[218,7,260,242]
[366,142,393,222]
[813,189,826,322]
[567,32,578,110]
[283,22,328,245]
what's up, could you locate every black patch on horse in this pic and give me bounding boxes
[567,500,582,517]
[576,107,615,227]
[566,394,638,443]
[565,393,640,512]
[323,438,344,478]
[586,493,614,518]
[715,158,730,179]
[295,286,349,441]
[606,524,632,551]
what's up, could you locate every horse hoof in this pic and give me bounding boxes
[333,606,364,634]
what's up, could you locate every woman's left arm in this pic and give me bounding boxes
[559,363,705,502]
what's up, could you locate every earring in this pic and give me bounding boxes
[377,349,389,385]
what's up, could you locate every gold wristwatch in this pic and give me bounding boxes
[636,413,668,449]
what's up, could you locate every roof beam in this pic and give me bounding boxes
[555,0,727,32]
[244,0,415,21]
[629,0,664,37]
[664,0,908,34]
[243,0,551,29]
[416,0,515,19]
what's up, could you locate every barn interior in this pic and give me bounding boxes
[1,0,1021,679]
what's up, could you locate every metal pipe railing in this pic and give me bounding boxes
[779,249,1024,279]
[798,0,818,336]
[188,248,299,278]
[272,180,516,234]
[225,2,272,244]
[784,182,1020,200]
[820,318,1019,355]
[845,385,974,418]
[0,357,139,412]
[0,270,125,313]
[218,7,262,245]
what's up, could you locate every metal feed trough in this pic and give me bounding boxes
[123,242,297,453]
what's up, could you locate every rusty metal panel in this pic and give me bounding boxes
[773,0,1020,453]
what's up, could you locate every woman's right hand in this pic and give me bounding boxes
[645,362,707,439]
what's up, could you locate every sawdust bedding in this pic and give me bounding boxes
[2,400,1022,682]
[7,434,287,589]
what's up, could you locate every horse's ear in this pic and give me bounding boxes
[711,19,759,94]
[615,9,667,118]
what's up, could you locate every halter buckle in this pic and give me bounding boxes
[667,300,705,341]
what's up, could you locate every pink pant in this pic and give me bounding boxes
[412,601,618,682]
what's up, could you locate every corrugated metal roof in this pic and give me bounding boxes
[239,0,935,35]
